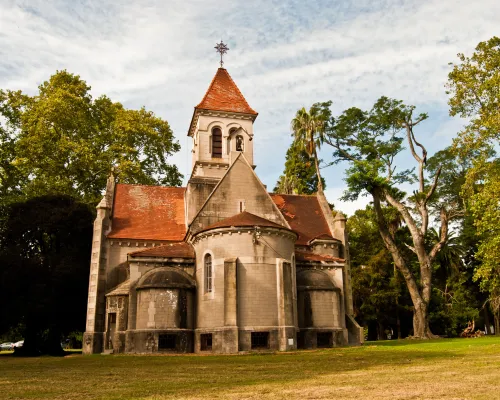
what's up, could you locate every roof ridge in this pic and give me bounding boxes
[115,183,186,190]
[195,68,221,110]
[128,241,190,256]
[269,193,320,197]
[196,210,292,235]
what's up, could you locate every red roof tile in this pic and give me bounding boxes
[129,242,195,258]
[295,250,344,263]
[108,184,186,241]
[196,211,289,234]
[196,68,257,115]
[270,194,333,246]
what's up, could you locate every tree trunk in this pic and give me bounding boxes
[396,300,402,339]
[372,189,436,339]
[494,310,500,336]
[312,147,323,192]
[394,265,402,339]
[412,302,434,338]
[377,321,386,340]
[483,307,491,335]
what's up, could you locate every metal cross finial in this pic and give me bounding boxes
[214,40,229,67]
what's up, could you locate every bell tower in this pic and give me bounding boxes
[187,67,258,181]
[185,43,259,225]
[186,65,258,224]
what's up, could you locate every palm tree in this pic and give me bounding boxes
[275,174,300,194]
[428,228,466,276]
[291,103,330,192]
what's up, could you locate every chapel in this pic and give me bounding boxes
[83,65,363,354]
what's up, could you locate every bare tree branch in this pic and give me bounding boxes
[429,208,449,262]
[424,167,442,205]
[404,243,417,254]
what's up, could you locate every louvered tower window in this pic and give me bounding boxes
[212,127,222,158]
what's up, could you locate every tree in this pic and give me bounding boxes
[274,140,326,194]
[348,206,412,340]
[291,102,331,192]
[0,70,182,206]
[447,37,500,334]
[0,195,93,355]
[325,97,458,338]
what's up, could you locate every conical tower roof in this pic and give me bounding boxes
[188,68,258,136]
[195,68,257,115]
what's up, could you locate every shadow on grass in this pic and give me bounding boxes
[0,349,82,358]
[1,337,499,400]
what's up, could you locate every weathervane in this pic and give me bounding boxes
[214,40,229,67]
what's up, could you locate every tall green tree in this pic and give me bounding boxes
[348,206,412,340]
[0,195,93,355]
[291,102,331,192]
[0,70,182,206]
[447,37,500,334]
[274,140,326,194]
[325,97,459,338]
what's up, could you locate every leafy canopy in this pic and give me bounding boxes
[0,70,182,205]
[274,140,326,195]
[327,97,420,201]
[447,37,500,296]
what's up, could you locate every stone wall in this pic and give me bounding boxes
[308,291,339,327]
[136,288,194,330]
[193,226,296,352]
[190,155,288,233]
[237,261,278,326]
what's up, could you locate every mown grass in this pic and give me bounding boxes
[1,337,499,399]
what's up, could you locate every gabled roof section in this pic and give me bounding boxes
[108,184,186,241]
[128,242,195,259]
[187,153,290,236]
[106,279,132,297]
[196,68,257,115]
[270,194,333,246]
[196,211,291,234]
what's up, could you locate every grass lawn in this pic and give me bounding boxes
[1,337,499,400]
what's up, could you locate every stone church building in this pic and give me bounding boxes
[83,67,363,354]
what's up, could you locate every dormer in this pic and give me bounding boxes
[188,68,258,180]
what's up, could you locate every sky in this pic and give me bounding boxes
[1,0,498,215]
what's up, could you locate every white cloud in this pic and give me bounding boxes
[324,187,372,217]
[1,0,498,208]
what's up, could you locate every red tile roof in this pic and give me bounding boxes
[270,194,333,245]
[196,211,289,234]
[128,242,195,258]
[108,184,186,241]
[295,250,344,263]
[196,68,257,115]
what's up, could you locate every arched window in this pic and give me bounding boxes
[204,254,213,293]
[236,135,244,152]
[211,128,222,158]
